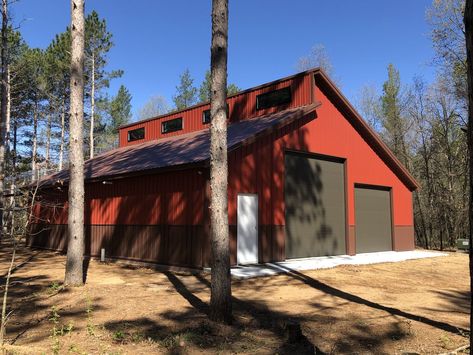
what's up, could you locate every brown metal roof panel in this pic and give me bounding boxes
[39,104,319,186]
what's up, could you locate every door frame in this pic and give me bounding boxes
[237,193,259,265]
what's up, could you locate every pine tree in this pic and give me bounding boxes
[64,0,85,287]
[0,0,7,247]
[15,48,46,180]
[199,69,240,103]
[199,70,212,103]
[109,85,131,134]
[209,0,232,324]
[227,83,240,96]
[173,68,197,109]
[381,64,409,166]
[85,10,122,159]
[45,30,71,171]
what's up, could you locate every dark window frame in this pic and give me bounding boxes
[202,104,230,124]
[256,86,292,110]
[202,109,211,124]
[161,117,183,134]
[127,127,145,142]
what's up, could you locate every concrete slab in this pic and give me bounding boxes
[231,250,448,279]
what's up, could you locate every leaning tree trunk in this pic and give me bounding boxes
[89,54,95,159]
[0,0,8,241]
[463,0,473,352]
[64,0,85,287]
[209,0,232,324]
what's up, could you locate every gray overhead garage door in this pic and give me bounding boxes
[285,152,346,258]
[355,186,392,253]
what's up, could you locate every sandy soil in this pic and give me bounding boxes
[0,246,469,354]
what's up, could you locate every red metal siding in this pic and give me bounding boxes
[119,74,313,147]
[225,78,414,259]
[301,84,413,227]
[29,224,206,268]
[32,71,415,266]
[34,169,206,226]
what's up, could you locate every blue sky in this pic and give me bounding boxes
[12,0,436,120]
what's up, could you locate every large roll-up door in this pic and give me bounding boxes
[355,186,392,253]
[285,152,346,258]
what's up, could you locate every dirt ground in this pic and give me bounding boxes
[0,247,469,355]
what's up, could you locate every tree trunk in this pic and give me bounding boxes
[90,54,95,159]
[4,66,9,155]
[414,192,429,249]
[0,0,8,240]
[64,0,85,287]
[209,0,232,324]
[8,123,15,225]
[12,123,15,170]
[4,67,10,235]
[463,0,473,352]
[440,216,444,251]
[45,112,52,169]
[59,97,66,171]
[31,105,38,181]
[0,239,15,344]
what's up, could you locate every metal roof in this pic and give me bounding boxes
[39,103,319,186]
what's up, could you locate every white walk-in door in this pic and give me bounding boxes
[237,194,258,265]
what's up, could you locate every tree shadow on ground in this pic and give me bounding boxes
[195,272,418,353]
[158,268,468,353]
[421,289,470,317]
[267,263,469,336]
[4,247,467,353]
[0,244,107,346]
[157,271,413,354]
[161,270,319,354]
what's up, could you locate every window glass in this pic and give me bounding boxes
[127,127,145,142]
[162,117,183,133]
[256,86,291,110]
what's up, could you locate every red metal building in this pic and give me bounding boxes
[32,68,419,268]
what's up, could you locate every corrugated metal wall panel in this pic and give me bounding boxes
[119,73,313,148]
[33,71,414,265]
[225,75,413,260]
[29,224,207,268]
[34,169,206,226]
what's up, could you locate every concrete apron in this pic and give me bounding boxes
[231,250,448,279]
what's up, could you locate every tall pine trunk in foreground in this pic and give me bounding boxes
[65,0,85,286]
[464,0,473,352]
[0,0,8,239]
[0,0,9,343]
[209,0,232,324]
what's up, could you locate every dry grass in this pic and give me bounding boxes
[0,246,469,354]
